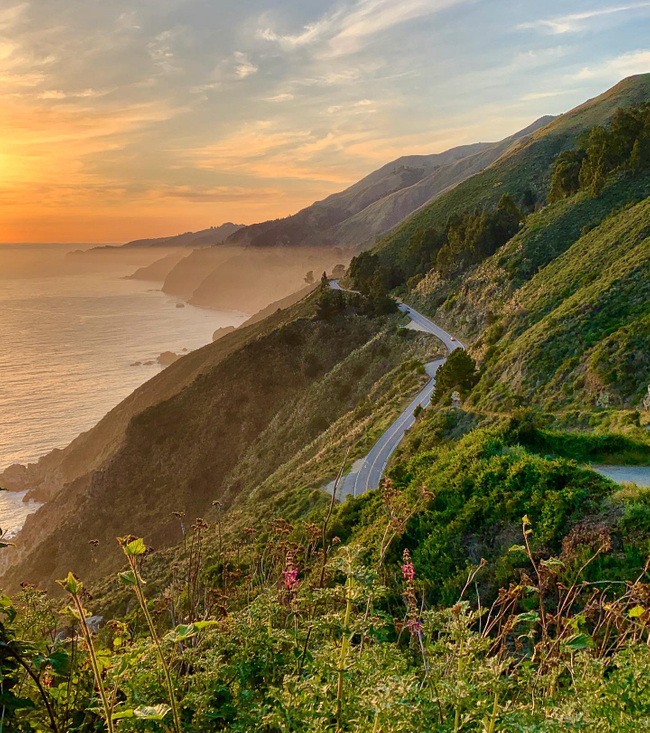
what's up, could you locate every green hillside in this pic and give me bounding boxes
[373,74,650,266]
[2,289,443,591]
[469,195,650,412]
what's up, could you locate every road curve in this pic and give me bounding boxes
[325,280,464,500]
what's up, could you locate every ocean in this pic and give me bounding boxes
[0,243,248,534]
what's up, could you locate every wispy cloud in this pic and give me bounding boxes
[256,17,335,49]
[575,48,650,79]
[257,0,466,58]
[520,89,577,101]
[265,92,294,102]
[233,51,258,79]
[214,51,259,81]
[519,2,650,34]
[156,184,281,202]
[37,87,114,100]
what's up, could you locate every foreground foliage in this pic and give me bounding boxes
[3,416,650,731]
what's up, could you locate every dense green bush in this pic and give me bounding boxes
[549,103,650,201]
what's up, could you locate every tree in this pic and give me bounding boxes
[433,349,479,403]
[316,287,345,320]
[548,149,585,202]
[332,264,346,278]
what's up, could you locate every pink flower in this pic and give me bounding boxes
[401,562,415,581]
[406,618,423,637]
[283,567,299,591]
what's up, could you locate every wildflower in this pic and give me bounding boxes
[283,567,299,591]
[421,485,435,502]
[42,669,54,688]
[406,618,423,636]
[283,549,300,595]
[401,549,421,638]
[401,549,415,581]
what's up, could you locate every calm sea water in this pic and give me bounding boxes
[0,244,248,534]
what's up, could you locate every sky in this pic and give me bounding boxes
[1,0,649,243]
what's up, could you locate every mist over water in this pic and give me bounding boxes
[0,244,248,473]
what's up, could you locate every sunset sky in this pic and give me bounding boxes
[1,0,649,243]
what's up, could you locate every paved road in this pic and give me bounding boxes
[325,280,464,500]
[591,465,650,487]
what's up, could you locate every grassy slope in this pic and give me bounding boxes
[412,172,650,340]
[335,410,650,607]
[469,195,650,411]
[374,74,650,264]
[11,297,316,503]
[3,294,444,591]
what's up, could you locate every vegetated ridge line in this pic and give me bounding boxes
[325,279,464,500]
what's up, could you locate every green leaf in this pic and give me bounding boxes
[111,708,135,721]
[164,619,219,643]
[123,538,146,556]
[512,611,540,626]
[564,633,594,652]
[629,605,646,618]
[164,624,196,643]
[134,704,171,720]
[508,544,527,554]
[118,570,137,586]
[56,572,83,595]
[192,620,219,630]
[540,558,565,571]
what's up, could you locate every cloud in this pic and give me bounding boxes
[37,87,114,100]
[256,17,334,49]
[520,89,577,101]
[257,0,466,58]
[157,184,281,202]
[189,82,221,94]
[233,51,258,79]
[147,27,188,74]
[519,2,650,34]
[576,48,650,79]
[181,120,367,183]
[265,92,295,102]
[0,3,29,32]
[214,51,258,81]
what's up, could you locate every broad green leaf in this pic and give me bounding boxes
[123,538,146,556]
[56,572,83,595]
[540,558,565,571]
[164,620,219,643]
[118,570,137,586]
[192,620,219,630]
[135,704,171,720]
[165,624,196,643]
[512,611,540,626]
[564,633,594,651]
[508,545,527,554]
[629,605,646,618]
[112,708,135,721]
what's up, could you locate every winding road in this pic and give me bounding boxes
[325,280,464,500]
